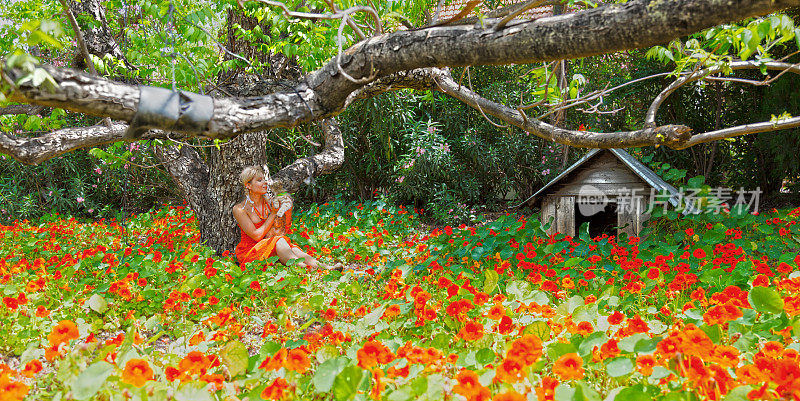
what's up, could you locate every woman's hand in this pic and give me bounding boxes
[233,205,276,242]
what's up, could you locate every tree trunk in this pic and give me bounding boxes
[67,0,342,254]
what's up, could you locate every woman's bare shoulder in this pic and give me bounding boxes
[232,201,247,215]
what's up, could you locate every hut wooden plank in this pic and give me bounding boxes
[556,196,574,236]
[542,196,556,235]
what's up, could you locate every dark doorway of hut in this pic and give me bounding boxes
[575,202,618,238]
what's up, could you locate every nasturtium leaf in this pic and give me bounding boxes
[606,357,634,377]
[483,270,499,294]
[175,381,214,401]
[619,333,649,352]
[87,294,108,314]
[313,357,349,393]
[578,331,607,357]
[219,341,249,377]
[749,286,784,314]
[475,348,495,366]
[547,342,578,360]
[333,365,366,401]
[574,381,601,401]
[71,361,114,400]
[525,320,551,341]
[633,336,662,353]
[613,386,654,401]
[723,386,753,401]
[554,384,576,401]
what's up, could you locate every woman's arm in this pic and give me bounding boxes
[284,207,292,232]
[233,206,276,241]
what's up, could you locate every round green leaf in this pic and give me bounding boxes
[606,357,634,377]
[333,365,366,401]
[71,361,114,400]
[219,341,249,377]
[749,286,784,314]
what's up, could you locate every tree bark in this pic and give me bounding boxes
[5,0,798,140]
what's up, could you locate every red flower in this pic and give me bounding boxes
[459,321,485,341]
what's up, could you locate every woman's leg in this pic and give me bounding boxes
[274,238,308,268]
[291,247,326,269]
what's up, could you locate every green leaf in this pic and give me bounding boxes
[724,386,754,401]
[577,331,607,357]
[606,357,633,377]
[475,348,495,366]
[71,361,114,400]
[313,357,349,393]
[333,365,366,401]
[219,341,249,377]
[524,320,551,341]
[483,270,499,294]
[87,294,108,314]
[175,381,214,401]
[614,386,655,401]
[749,286,784,314]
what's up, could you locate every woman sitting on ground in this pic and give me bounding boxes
[233,166,332,269]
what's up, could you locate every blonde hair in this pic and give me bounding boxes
[240,165,265,194]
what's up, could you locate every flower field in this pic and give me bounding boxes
[2,201,800,401]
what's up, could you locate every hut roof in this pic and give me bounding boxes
[527,148,683,207]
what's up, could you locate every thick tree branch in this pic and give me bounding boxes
[0,104,45,116]
[3,0,797,140]
[0,122,173,165]
[271,118,345,193]
[427,68,693,148]
[677,116,800,149]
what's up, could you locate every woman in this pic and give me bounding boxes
[233,166,331,270]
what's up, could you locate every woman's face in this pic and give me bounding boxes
[246,174,269,195]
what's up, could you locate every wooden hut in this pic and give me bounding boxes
[527,149,681,238]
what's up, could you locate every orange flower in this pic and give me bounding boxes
[357,340,395,369]
[494,390,526,401]
[121,359,153,387]
[165,366,187,382]
[21,360,43,377]
[47,320,79,347]
[382,305,401,319]
[199,373,225,390]
[636,354,657,376]
[552,353,584,380]
[35,305,50,317]
[576,321,593,336]
[487,304,506,320]
[0,375,29,401]
[260,377,290,400]
[179,351,211,376]
[453,370,490,401]
[535,376,559,401]
[285,349,311,373]
[260,348,288,371]
[495,358,525,383]
[761,341,784,358]
[459,321,485,342]
[506,335,543,366]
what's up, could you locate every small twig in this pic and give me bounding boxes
[495,0,545,30]
[466,67,508,128]
[432,0,446,23]
[59,0,97,75]
[518,61,558,110]
[166,132,233,148]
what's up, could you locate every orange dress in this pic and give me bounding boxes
[235,205,296,266]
